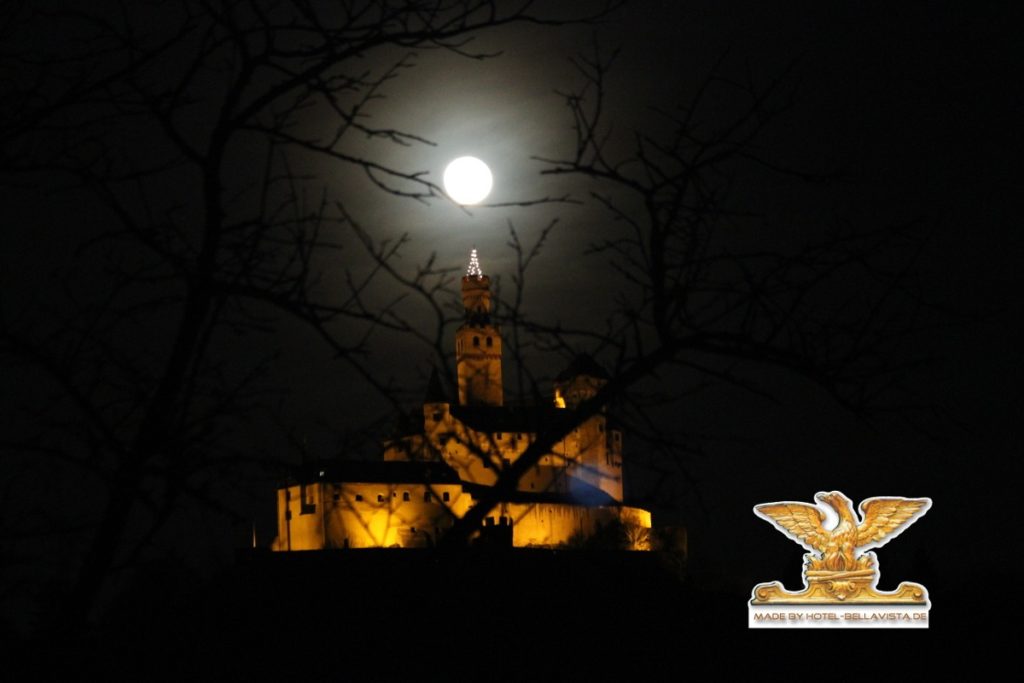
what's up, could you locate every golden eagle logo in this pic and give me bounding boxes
[752,491,930,604]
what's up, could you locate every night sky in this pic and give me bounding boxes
[1,0,1019,662]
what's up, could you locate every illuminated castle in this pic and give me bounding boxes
[271,250,652,551]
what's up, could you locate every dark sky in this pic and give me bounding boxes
[1,0,1020,628]
[264,0,1021,586]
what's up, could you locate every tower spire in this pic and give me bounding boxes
[466,247,483,278]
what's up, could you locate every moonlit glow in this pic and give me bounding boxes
[443,156,493,205]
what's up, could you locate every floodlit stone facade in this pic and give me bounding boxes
[271,251,651,551]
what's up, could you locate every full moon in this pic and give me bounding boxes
[443,156,493,205]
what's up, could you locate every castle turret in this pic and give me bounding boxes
[553,354,623,502]
[456,249,503,406]
[553,353,609,409]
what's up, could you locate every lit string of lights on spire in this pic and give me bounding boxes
[466,248,483,278]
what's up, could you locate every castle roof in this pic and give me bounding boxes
[451,404,563,433]
[290,460,461,486]
[392,410,424,437]
[462,479,618,507]
[555,353,610,382]
[424,366,448,403]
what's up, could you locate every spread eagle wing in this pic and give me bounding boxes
[856,497,931,548]
[754,502,829,553]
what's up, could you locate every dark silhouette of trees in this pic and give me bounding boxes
[0,1,926,637]
[0,0,615,627]
[438,48,927,546]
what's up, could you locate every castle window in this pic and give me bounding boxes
[333,492,340,502]
[486,336,493,348]
[377,494,384,502]
[300,484,315,515]
[432,411,442,422]
[356,494,363,502]
[598,422,605,433]
[424,491,432,502]
[443,491,450,502]
[496,432,503,440]
[473,336,480,347]
[403,491,410,501]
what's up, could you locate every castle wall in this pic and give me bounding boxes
[429,413,624,502]
[437,424,570,492]
[272,484,325,551]
[271,482,470,550]
[561,415,624,502]
[507,503,651,549]
[272,481,651,551]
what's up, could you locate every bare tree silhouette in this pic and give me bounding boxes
[0,0,615,627]
[0,1,927,638]
[435,47,928,547]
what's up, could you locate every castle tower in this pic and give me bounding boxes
[554,354,623,502]
[456,249,503,406]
